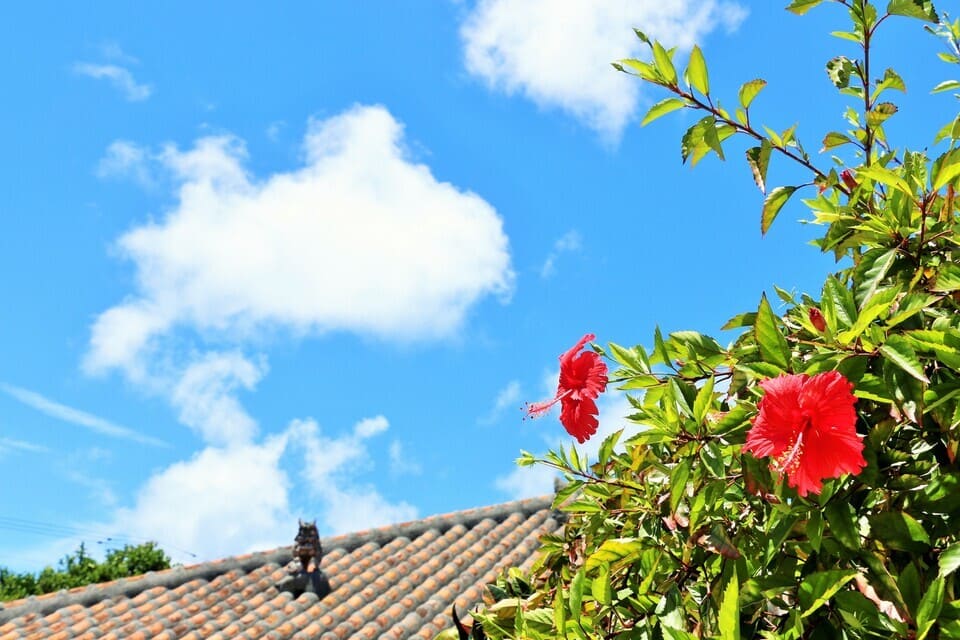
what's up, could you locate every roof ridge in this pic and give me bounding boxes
[0,494,555,624]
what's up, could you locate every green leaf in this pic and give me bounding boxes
[787,0,826,14]
[755,293,791,369]
[761,186,798,235]
[854,247,897,308]
[745,140,772,193]
[857,164,914,196]
[641,97,687,126]
[686,45,709,95]
[738,78,766,109]
[702,117,725,160]
[887,0,939,22]
[824,502,860,549]
[867,102,898,127]
[933,151,960,190]
[826,56,855,89]
[652,41,677,85]
[939,542,960,577]
[821,131,853,151]
[669,459,691,513]
[869,511,931,552]
[718,570,741,640]
[591,565,612,605]
[569,566,585,614]
[933,79,960,94]
[798,570,858,617]
[880,335,930,383]
[693,376,715,424]
[932,263,960,292]
[584,538,644,572]
[916,577,945,640]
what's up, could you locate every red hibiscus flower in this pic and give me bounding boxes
[743,371,865,497]
[527,333,608,443]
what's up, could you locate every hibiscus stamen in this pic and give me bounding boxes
[772,430,805,475]
[525,389,573,419]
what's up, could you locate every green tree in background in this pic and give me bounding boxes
[0,542,170,602]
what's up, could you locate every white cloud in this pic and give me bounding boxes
[461,0,747,139]
[85,105,514,378]
[170,351,266,445]
[96,140,154,187]
[479,379,522,424]
[74,62,153,102]
[540,230,582,278]
[388,440,422,476]
[112,435,293,563]
[292,416,418,534]
[0,383,167,447]
[496,391,633,499]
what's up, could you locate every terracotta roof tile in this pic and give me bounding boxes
[0,495,560,639]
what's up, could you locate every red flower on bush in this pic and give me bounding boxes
[527,333,608,443]
[743,371,865,497]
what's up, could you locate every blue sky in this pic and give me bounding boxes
[0,1,952,569]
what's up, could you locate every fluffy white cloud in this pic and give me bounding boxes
[74,62,152,102]
[496,390,633,499]
[461,0,746,139]
[292,417,418,534]
[86,105,514,377]
[170,352,266,445]
[112,435,293,563]
[388,440,422,476]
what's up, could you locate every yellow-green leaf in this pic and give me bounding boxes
[686,45,709,95]
[761,186,797,235]
[738,78,766,109]
[718,570,741,640]
[652,42,677,85]
[641,97,687,126]
[880,335,930,383]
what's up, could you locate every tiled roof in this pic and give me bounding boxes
[0,495,561,640]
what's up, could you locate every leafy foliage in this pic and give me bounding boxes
[0,542,171,602]
[436,1,960,638]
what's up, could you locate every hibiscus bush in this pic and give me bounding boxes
[462,1,960,638]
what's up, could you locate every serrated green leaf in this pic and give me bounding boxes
[641,97,687,126]
[856,165,914,196]
[755,293,791,369]
[761,186,797,235]
[584,538,644,572]
[799,570,858,617]
[738,79,766,109]
[887,0,939,22]
[880,335,930,383]
[854,247,897,308]
[702,116,725,160]
[719,570,741,640]
[686,45,709,95]
[693,376,715,424]
[745,140,772,193]
[787,0,826,15]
